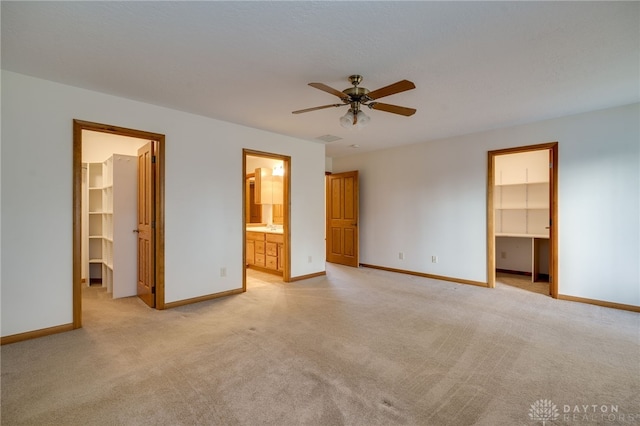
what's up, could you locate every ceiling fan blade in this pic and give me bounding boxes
[366,80,416,100]
[369,102,417,116]
[308,83,348,99]
[292,104,344,114]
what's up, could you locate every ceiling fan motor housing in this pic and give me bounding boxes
[343,75,369,111]
[342,87,369,99]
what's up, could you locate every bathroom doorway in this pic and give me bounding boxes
[242,149,291,291]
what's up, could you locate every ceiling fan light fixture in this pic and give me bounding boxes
[356,110,370,127]
[340,109,355,128]
[340,109,370,129]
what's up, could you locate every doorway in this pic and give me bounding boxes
[487,142,558,298]
[73,120,166,329]
[82,131,146,296]
[243,149,291,290]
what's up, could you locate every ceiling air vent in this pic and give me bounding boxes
[315,134,342,144]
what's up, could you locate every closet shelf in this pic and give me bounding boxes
[85,155,137,299]
[495,207,548,210]
[496,233,549,239]
[495,181,548,187]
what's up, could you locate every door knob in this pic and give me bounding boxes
[132,229,140,233]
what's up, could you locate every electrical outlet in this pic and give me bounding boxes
[308,256,312,263]
[399,252,404,260]
[501,251,507,259]
[431,256,438,263]
[220,267,226,277]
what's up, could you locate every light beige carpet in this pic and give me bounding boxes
[1,264,638,425]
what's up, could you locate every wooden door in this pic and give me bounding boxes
[137,141,155,307]
[326,171,359,267]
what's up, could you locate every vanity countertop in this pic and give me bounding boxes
[246,226,283,234]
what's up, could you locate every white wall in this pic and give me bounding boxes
[332,103,639,307]
[1,71,327,337]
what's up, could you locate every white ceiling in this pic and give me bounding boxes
[2,2,638,157]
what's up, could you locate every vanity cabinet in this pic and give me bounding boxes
[266,233,284,272]
[246,231,265,267]
[255,239,266,267]
[246,231,283,275]
[265,242,278,269]
[277,243,284,272]
[246,239,255,265]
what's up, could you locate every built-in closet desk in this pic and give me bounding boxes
[496,233,549,282]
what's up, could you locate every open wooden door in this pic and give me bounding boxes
[137,141,155,307]
[326,171,359,267]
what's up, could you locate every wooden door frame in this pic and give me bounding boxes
[73,119,166,328]
[487,142,558,298]
[242,149,291,287]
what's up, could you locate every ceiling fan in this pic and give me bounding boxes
[292,75,416,128]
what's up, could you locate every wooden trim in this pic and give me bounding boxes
[73,120,165,140]
[289,271,327,282]
[1,323,74,346]
[558,294,640,313]
[487,151,496,289]
[73,120,166,325]
[164,288,244,309]
[242,152,247,292]
[488,142,559,156]
[487,142,559,297]
[155,137,166,309]
[360,264,488,288]
[549,143,558,298]
[281,157,292,282]
[73,121,83,328]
